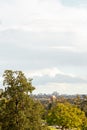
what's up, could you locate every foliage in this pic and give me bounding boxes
[48,126,57,130]
[80,100,87,117]
[0,70,47,130]
[46,102,87,130]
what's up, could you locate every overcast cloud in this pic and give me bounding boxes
[0,0,87,94]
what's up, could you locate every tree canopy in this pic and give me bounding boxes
[0,70,48,130]
[46,102,87,130]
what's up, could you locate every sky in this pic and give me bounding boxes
[0,0,87,95]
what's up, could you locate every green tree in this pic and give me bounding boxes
[46,102,87,130]
[81,101,87,117]
[0,70,48,130]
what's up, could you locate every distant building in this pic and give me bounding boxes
[50,95,57,102]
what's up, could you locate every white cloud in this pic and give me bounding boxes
[0,0,87,32]
[0,0,87,50]
[33,82,87,95]
[0,0,87,94]
[50,46,83,52]
[25,68,63,78]
[25,67,86,80]
[0,76,3,81]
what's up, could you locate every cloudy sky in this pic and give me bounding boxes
[0,0,87,95]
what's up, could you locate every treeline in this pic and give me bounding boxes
[0,70,87,130]
[34,93,87,117]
